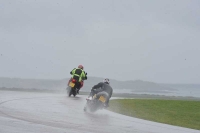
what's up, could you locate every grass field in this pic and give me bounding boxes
[108,99,200,130]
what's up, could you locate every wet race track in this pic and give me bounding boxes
[0,90,199,133]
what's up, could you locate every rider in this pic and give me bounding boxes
[87,78,113,108]
[68,65,87,93]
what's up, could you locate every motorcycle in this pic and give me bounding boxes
[67,78,80,97]
[83,91,109,112]
[67,73,87,97]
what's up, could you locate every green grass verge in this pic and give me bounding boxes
[107,99,200,130]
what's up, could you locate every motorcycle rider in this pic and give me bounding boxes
[68,65,87,94]
[87,78,113,108]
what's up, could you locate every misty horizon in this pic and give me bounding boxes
[1,0,200,84]
[1,76,200,85]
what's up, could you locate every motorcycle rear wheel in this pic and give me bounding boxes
[68,87,72,97]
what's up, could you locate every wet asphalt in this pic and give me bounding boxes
[0,90,199,133]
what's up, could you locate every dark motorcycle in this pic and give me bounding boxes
[83,91,109,112]
[67,78,79,97]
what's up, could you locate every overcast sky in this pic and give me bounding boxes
[0,0,200,83]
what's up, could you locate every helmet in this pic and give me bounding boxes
[103,78,110,84]
[78,65,84,69]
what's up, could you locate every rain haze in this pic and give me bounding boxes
[1,1,200,133]
[0,0,200,84]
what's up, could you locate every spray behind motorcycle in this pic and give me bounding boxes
[84,91,109,112]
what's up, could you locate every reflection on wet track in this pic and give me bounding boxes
[0,90,199,133]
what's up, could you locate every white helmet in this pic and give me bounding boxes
[103,78,110,84]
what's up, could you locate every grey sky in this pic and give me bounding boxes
[0,0,200,83]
